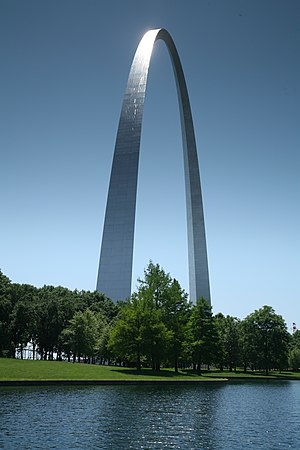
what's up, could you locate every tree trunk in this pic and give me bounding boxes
[197,359,202,375]
[11,343,16,359]
[174,359,178,373]
[152,354,155,371]
[137,344,141,371]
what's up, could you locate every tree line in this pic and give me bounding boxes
[0,264,299,374]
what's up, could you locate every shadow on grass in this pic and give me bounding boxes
[110,367,300,380]
[110,368,202,378]
[189,369,300,379]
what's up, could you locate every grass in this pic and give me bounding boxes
[194,369,300,380]
[0,359,299,383]
[0,359,220,382]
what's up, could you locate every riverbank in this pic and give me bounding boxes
[0,359,299,385]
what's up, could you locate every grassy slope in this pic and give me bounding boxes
[1,359,299,382]
[0,359,218,381]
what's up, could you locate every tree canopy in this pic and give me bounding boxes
[0,266,296,374]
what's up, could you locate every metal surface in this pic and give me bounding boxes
[97,28,211,304]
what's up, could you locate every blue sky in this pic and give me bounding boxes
[1,0,299,329]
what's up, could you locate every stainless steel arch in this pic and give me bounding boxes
[96,28,211,304]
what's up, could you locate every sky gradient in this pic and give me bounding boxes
[1,0,299,329]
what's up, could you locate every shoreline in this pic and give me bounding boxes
[0,379,228,386]
[1,376,300,386]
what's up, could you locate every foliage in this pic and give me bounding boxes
[288,348,300,371]
[290,330,300,350]
[185,298,219,374]
[0,270,12,356]
[215,313,240,371]
[108,295,144,369]
[288,330,300,371]
[0,267,294,376]
[0,270,117,361]
[240,306,289,374]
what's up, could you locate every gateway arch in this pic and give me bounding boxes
[96,28,211,304]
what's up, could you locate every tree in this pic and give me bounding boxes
[10,300,34,358]
[185,298,219,374]
[288,329,300,371]
[0,270,12,356]
[35,290,61,360]
[137,261,172,308]
[108,295,144,370]
[34,285,82,360]
[288,348,300,371]
[290,329,300,350]
[160,279,190,372]
[66,309,99,362]
[140,301,172,371]
[0,270,11,294]
[97,321,114,365]
[109,291,172,371]
[9,283,39,358]
[137,262,188,370]
[215,313,240,371]
[241,306,289,375]
[238,318,257,372]
[79,290,119,322]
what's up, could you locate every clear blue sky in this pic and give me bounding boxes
[1,0,299,329]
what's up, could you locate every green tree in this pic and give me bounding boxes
[160,279,190,372]
[135,262,177,370]
[0,270,13,356]
[137,261,172,308]
[290,329,300,350]
[109,291,172,371]
[242,306,289,375]
[238,318,257,372]
[215,313,240,371]
[97,321,114,365]
[185,298,219,374]
[10,300,34,358]
[80,290,118,321]
[108,295,144,370]
[66,309,99,362]
[9,283,39,358]
[288,348,300,371]
[35,286,81,360]
[288,329,300,371]
[140,301,172,371]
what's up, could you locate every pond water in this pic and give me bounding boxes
[0,381,299,449]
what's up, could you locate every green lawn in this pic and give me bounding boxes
[0,359,299,382]
[0,359,220,381]
[197,369,300,380]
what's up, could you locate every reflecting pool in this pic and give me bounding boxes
[0,381,299,449]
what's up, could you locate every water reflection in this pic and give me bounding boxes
[0,381,299,449]
[98,384,223,449]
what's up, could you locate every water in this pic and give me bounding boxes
[0,381,299,449]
